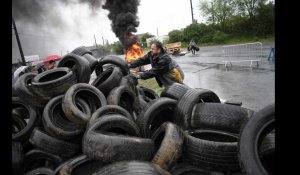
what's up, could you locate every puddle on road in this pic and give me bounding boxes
[183,62,274,73]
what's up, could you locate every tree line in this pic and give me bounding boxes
[168,0,274,44]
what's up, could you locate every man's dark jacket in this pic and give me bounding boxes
[129,50,184,87]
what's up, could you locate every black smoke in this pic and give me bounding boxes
[12,0,107,62]
[102,0,140,48]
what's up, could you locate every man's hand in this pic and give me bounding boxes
[130,73,141,79]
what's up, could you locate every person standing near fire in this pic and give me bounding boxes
[128,41,185,87]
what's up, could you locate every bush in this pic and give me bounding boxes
[212,31,228,43]
[168,30,184,43]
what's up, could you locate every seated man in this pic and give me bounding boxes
[128,41,184,87]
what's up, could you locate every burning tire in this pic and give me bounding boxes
[58,53,91,83]
[31,67,77,98]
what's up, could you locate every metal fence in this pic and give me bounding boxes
[222,42,263,61]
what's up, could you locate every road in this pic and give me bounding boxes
[172,42,275,111]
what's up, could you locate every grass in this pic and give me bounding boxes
[138,78,164,96]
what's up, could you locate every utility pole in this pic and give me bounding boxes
[94,34,98,48]
[12,17,26,66]
[190,0,195,24]
[156,28,159,36]
[102,36,105,46]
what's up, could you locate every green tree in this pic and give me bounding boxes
[141,33,154,43]
[233,0,267,19]
[200,0,235,28]
[168,30,184,43]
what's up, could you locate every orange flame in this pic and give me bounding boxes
[125,35,144,63]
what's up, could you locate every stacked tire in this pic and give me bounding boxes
[12,46,274,175]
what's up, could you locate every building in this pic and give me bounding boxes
[146,35,170,47]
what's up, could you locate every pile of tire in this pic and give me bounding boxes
[12,46,275,175]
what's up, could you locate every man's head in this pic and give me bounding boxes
[49,60,55,65]
[151,41,164,55]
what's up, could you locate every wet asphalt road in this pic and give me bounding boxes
[91,42,275,112]
[172,42,275,111]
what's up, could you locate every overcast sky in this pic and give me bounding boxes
[12,0,204,61]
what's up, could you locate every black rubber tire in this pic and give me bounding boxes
[58,53,91,83]
[12,97,40,142]
[258,131,275,175]
[71,46,92,56]
[92,161,171,175]
[12,142,24,175]
[83,116,153,162]
[136,97,177,137]
[31,67,77,98]
[25,167,53,175]
[191,103,253,134]
[42,95,84,140]
[12,113,27,135]
[107,85,136,116]
[151,122,184,170]
[132,95,148,117]
[12,77,18,97]
[239,104,275,175]
[62,83,107,125]
[259,131,275,158]
[95,55,129,76]
[91,66,123,96]
[88,105,133,127]
[174,88,221,129]
[118,75,138,94]
[71,46,98,72]
[22,149,62,174]
[29,128,80,158]
[183,130,240,171]
[160,83,191,100]
[58,154,107,175]
[170,162,225,175]
[139,86,159,102]
[14,73,49,108]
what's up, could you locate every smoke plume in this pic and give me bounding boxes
[102,0,140,48]
[12,0,116,63]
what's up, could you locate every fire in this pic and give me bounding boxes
[125,35,144,63]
